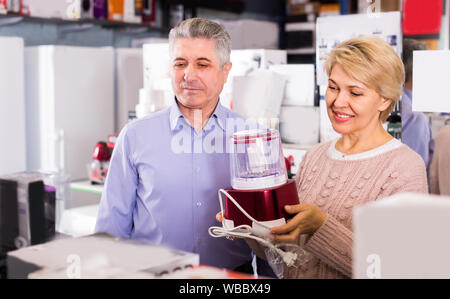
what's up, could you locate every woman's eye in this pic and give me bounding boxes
[328,85,337,90]
[351,92,362,97]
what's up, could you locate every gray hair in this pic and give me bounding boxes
[168,18,232,67]
[402,38,428,83]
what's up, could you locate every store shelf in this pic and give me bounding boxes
[70,180,104,195]
[0,14,167,34]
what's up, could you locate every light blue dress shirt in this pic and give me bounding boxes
[95,100,253,270]
[401,88,433,167]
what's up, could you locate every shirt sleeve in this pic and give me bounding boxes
[95,125,139,238]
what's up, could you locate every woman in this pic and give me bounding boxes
[220,36,428,279]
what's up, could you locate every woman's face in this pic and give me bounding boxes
[325,63,391,136]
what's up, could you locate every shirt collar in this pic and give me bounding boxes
[169,98,226,132]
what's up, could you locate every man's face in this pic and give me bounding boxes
[170,37,232,110]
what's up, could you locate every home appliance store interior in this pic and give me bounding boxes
[1,0,450,280]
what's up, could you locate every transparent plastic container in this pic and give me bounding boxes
[231,129,287,190]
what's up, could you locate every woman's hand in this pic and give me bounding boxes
[216,212,223,222]
[270,204,326,244]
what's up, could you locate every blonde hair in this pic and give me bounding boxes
[324,36,405,122]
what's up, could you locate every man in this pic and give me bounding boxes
[95,18,253,270]
[401,38,433,167]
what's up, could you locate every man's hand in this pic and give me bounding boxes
[270,204,326,244]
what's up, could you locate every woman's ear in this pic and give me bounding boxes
[378,97,393,112]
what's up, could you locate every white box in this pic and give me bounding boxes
[142,43,174,108]
[413,50,450,113]
[26,0,80,20]
[354,192,450,279]
[115,48,143,130]
[232,70,286,123]
[221,49,287,109]
[280,106,320,146]
[215,19,279,50]
[0,37,26,175]
[25,46,115,181]
[269,64,315,106]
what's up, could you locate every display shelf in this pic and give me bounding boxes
[70,180,104,195]
[0,14,168,34]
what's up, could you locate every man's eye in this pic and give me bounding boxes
[198,64,209,68]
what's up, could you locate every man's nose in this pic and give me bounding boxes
[184,64,198,81]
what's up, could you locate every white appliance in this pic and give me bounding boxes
[0,37,26,175]
[279,106,320,145]
[115,48,143,130]
[354,192,450,279]
[413,50,450,113]
[269,64,315,107]
[25,46,114,181]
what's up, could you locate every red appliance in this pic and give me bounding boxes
[223,129,299,228]
[89,141,111,184]
[224,179,299,227]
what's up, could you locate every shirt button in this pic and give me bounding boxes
[196,201,202,207]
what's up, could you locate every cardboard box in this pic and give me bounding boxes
[279,106,320,145]
[354,193,450,278]
[269,64,315,106]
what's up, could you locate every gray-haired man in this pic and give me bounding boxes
[96,18,266,273]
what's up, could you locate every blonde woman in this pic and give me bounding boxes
[219,36,428,279]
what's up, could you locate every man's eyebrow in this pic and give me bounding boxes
[197,57,212,62]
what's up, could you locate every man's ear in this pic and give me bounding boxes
[222,61,232,83]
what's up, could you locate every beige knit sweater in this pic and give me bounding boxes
[252,139,428,279]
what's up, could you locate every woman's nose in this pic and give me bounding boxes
[333,90,349,108]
